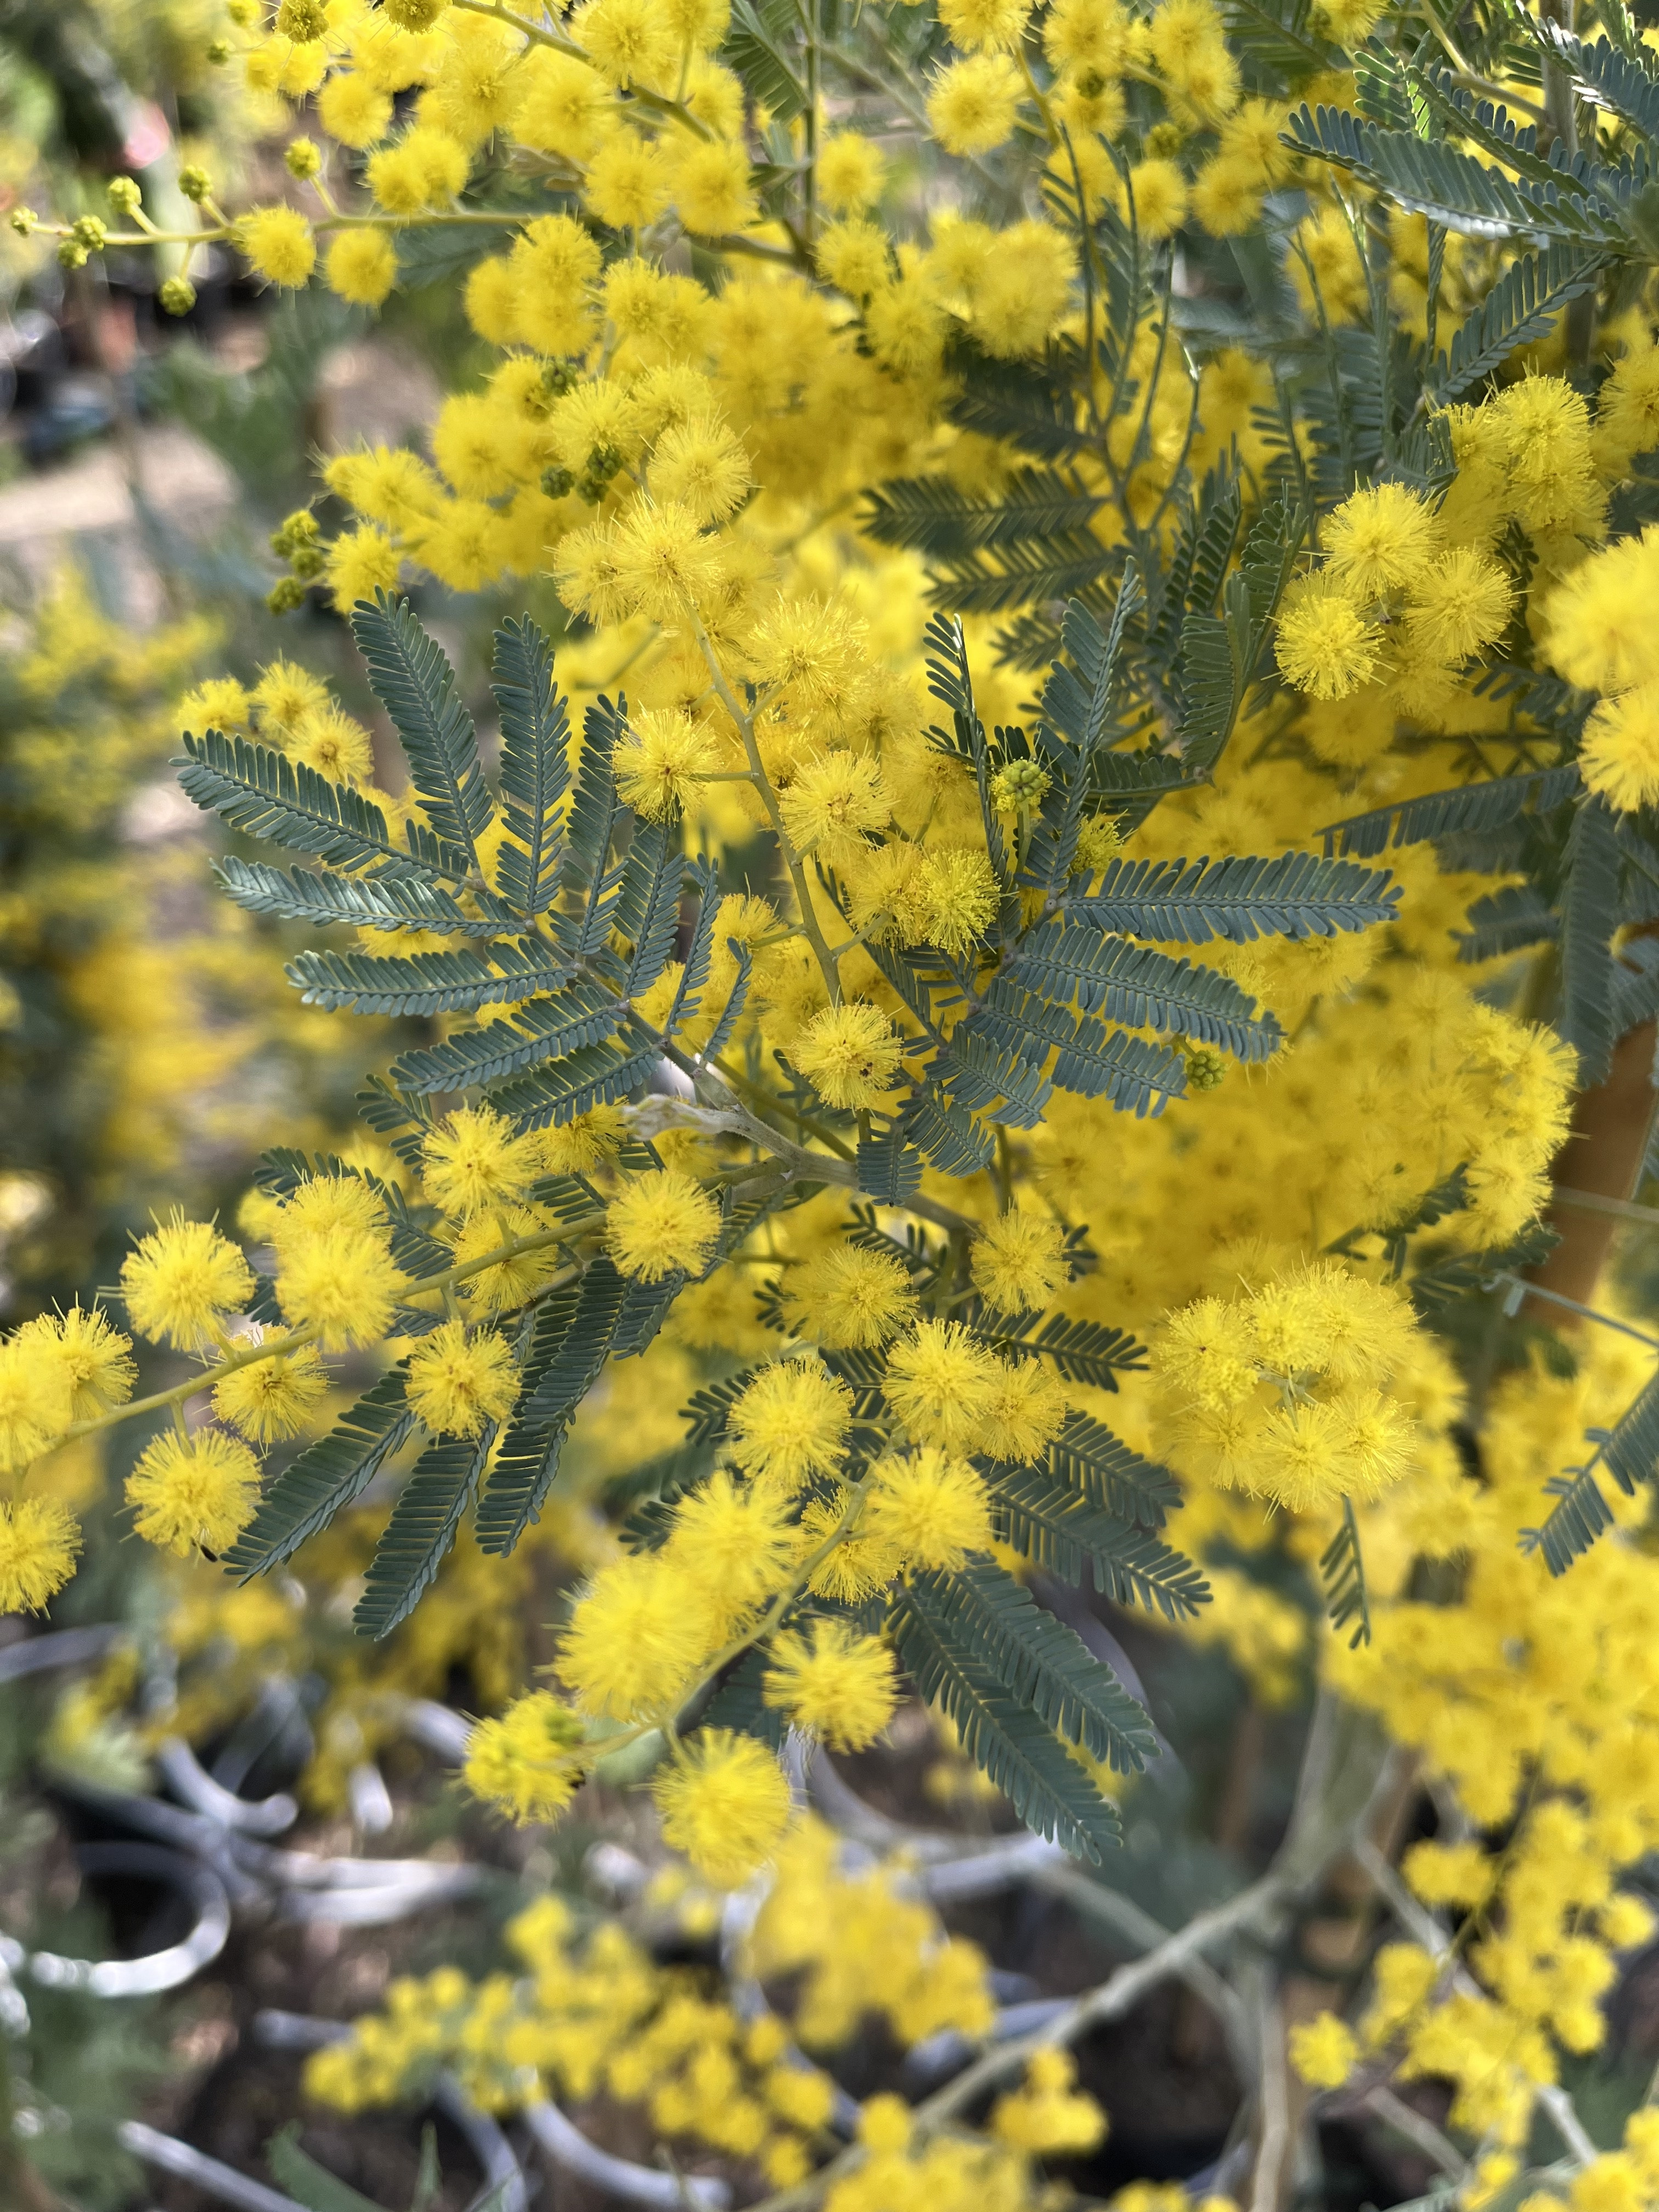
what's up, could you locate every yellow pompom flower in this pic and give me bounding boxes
[884,1319,1000,1450]
[212,1335,331,1442]
[1322,482,1440,597]
[127,1430,261,1557]
[652,1730,793,1886]
[780,751,888,864]
[1274,573,1381,701]
[584,131,672,228]
[452,1206,562,1311]
[0,1498,81,1613]
[16,1306,134,1421]
[800,1487,904,1602]
[669,137,755,235]
[1127,157,1188,241]
[1582,682,1659,813]
[406,1320,522,1438]
[317,71,393,149]
[533,1104,627,1174]
[572,0,677,86]
[863,1447,993,1569]
[763,1618,898,1750]
[462,1691,588,1822]
[289,706,375,783]
[326,526,402,612]
[269,1172,386,1252]
[791,1001,905,1110]
[240,205,317,288]
[424,1104,540,1218]
[815,218,891,302]
[122,1215,255,1350]
[927,54,1023,154]
[650,415,751,524]
[253,657,331,733]
[991,2049,1107,2154]
[939,0,1031,49]
[981,1358,1069,1465]
[615,707,718,820]
[1403,548,1512,665]
[667,1470,797,1630]
[277,1226,404,1348]
[559,1552,712,1718]
[607,1172,722,1282]
[1289,2012,1358,2089]
[817,132,885,213]
[783,1243,918,1349]
[729,1360,854,1489]
[970,1209,1069,1314]
[916,845,1000,954]
[325,228,398,307]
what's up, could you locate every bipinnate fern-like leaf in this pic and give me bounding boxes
[483,1015,664,1131]
[493,613,572,915]
[286,938,572,1017]
[986,1465,1210,1620]
[1559,796,1622,1087]
[388,980,627,1094]
[351,592,495,870]
[178,729,465,881]
[1076,851,1400,942]
[888,1577,1122,1861]
[215,855,514,937]
[225,1367,415,1579]
[476,1265,629,1554]
[353,1431,494,1639]
[1323,765,1580,857]
[997,936,1282,1059]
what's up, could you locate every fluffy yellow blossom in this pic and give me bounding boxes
[560,1552,712,1718]
[791,1002,906,1110]
[16,1306,134,1421]
[277,1224,404,1347]
[325,228,399,307]
[122,1216,255,1351]
[607,1172,723,1282]
[1289,2012,1357,2088]
[990,2049,1107,2154]
[863,1447,992,1568]
[0,1498,81,1613]
[615,708,718,820]
[405,1320,522,1437]
[424,1105,540,1218]
[240,206,317,287]
[462,1691,588,1822]
[763,1618,899,1750]
[729,1360,853,1489]
[1274,573,1381,700]
[928,54,1023,154]
[1582,682,1659,812]
[126,1430,261,1557]
[652,1730,793,1886]
[884,1320,1000,1450]
[783,1243,918,1348]
[970,1209,1069,1314]
[780,751,888,864]
[211,1336,331,1442]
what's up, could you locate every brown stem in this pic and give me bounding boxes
[1528,1018,1658,1315]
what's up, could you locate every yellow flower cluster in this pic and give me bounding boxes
[307,1867,988,2194]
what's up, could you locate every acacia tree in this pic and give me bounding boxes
[12,0,1659,2204]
